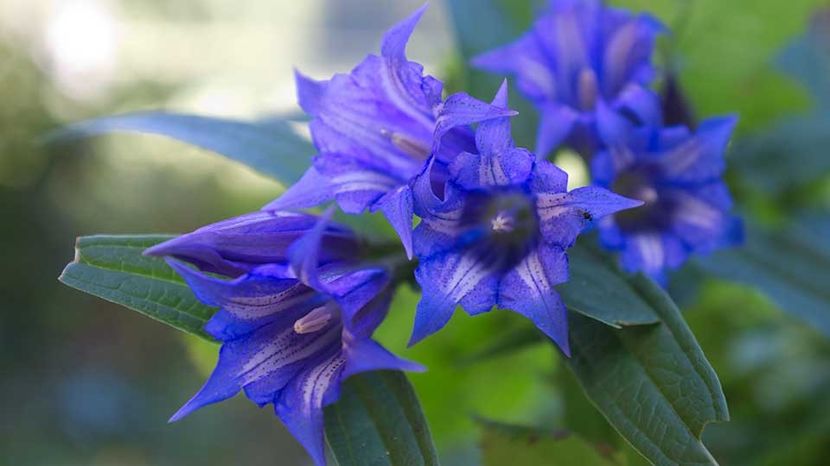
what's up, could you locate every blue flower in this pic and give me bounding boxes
[472,0,665,157]
[592,103,742,283]
[268,5,514,258]
[146,210,422,466]
[409,82,642,355]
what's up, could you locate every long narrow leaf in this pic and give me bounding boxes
[47,112,314,185]
[566,277,728,466]
[324,371,439,466]
[699,220,830,338]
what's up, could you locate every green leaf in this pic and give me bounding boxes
[324,370,439,466]
[479,419,623,466]
[776,9,830,113]
[558,243,660,327]
[730,117,830,196]
[566,276,729,466]
[698,220,830,338]
[59,235,216,340]
[46,112,314,185]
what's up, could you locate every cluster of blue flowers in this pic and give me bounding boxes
[146,2,741,464]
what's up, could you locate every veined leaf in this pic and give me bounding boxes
[59,235,216,340]
[324,370,439,466]
[566,277,728,466]
[46,112,314,185]
[698,220,830,338]
[479,419,622,466]
[559,243,660,327]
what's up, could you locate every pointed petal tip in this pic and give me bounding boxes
[381,3,429,59]
[491,79,510,108]
[142,242,167,257]
[403,360,428,372]
[294,69,326,116]
[406,317,434,348]
[167,403,194,424]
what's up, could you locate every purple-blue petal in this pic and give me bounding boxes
[262,167,335,213]
[536,185,643,247]
[374,185,415,259]
[498,245,571,356]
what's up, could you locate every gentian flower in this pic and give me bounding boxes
[145,210,422,466]
[592,104,742,283]
[267,5,515,258]
[472,0,665,158]
[409,82,642,354]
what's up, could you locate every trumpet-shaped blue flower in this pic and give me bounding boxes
[473,0,664,157]
[146,210,421,466]
[410,83,642,354]
[268,5,514,258]
[592,104,742,283]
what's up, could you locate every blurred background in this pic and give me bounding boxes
[0,0,828,465]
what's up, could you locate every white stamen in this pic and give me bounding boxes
[293,305,335,334]
[380,128,430,160]
[491,212,515,233]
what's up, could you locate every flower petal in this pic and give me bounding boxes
[295,70,328,116]
[434,92,517,155]
[658,116,738,183]
[263,167,335,213]
[380,4,428,60]
[343,339,425,379]
[146,212,325,276]
[169,317,342,424]
[375,185,415,259]
[275,352,347,466]
[536,186,643,246]
[498,245,571,356]
[410,250,497,345]
[536,102,579,157]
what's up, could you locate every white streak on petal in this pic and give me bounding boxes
[516,250,551,296]
[674,193,721,231]
[421,208,463,235]
[536,192,570,220]
[445,253,492,303]
[331,171,398,194]
[661,139,703,178]
[240,325,341,385]
[226,285,315,320]
[301,353,347,415]
[479,154,509,186]
[635,233,664,273]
